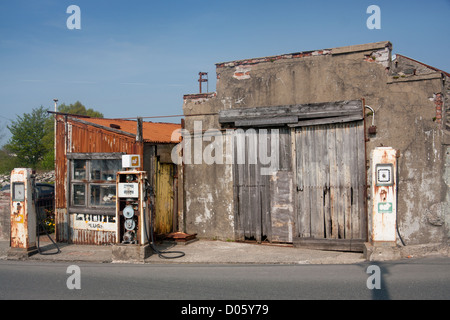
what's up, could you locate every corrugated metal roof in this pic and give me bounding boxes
[80,118,181,144]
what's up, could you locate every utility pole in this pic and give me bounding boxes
[53,99,58,169]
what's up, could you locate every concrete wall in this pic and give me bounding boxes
[182,41,449,245]
[182,97,235,240]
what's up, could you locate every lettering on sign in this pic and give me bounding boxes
[73,214,116,231]
[378,202,393,213]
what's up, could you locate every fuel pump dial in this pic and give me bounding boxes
[123,205,135,219]
[124,219,136,231]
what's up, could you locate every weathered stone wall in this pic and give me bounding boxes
[445,146,450,240]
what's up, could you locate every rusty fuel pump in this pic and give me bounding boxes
[8,168,38,258]
[7,168,60,259]
[113,155,152,262]
[112,155,184,262]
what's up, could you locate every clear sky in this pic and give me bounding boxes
[0,0,449,143]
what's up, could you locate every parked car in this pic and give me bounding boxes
[1,183,54,213]
[1,182,54,197]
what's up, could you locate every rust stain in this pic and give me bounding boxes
[10,202,26,248]
[379,189,387,201]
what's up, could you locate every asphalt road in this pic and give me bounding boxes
[0,257,448,302]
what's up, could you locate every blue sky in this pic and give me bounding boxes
[0,0,449,144]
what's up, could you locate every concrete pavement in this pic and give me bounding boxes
[1,235,448,264]
[0,236,367,264]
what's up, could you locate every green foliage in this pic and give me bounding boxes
[6,106,50,169]
[4,101,103,171]
[57,101,104,118]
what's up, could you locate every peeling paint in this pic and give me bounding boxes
[364,47,390,68]
[233,66,251,80]
[221,97,232,109]
[194,193,214,225]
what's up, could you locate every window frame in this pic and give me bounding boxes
[67,153,124,216]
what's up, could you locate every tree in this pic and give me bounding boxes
[42,101,104,168]
[6,106,51,169]
[57,101,104,118]
[5,101,104,171]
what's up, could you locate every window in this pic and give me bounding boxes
[69,156,122,213]
[72,184,86,206]
[90,184,116,207]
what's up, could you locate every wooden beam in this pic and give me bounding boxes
[288,114,363,127]
[235,116,298,127]
[219,100,363,125]
[293,238,365,252]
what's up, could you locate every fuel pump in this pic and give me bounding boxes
[112,155,152,261]
[371,147,397,246]
[116,170,149,245]
[8,168,38,258]
[112,155,185,261]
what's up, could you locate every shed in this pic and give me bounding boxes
[54,113,181,245]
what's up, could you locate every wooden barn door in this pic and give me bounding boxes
[294,121,366,251]
[233,128,291,243]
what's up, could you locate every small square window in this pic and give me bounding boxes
[73,160,87,180]
[72,184,86,206]
[90,185,116,207]
[90,160,121,181]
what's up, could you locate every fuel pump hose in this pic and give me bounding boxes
[143,180,185,259]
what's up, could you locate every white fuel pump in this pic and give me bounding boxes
[371,147,397,246]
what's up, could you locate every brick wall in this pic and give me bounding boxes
[444,75,450,131]
[434,92,444,124]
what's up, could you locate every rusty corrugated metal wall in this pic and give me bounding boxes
[55,116,68,242]
[55,115,143,245]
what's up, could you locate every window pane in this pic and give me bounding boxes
[73,160,87,180]
[90,185,116,207]
[90,160,121,181]
[72,184,86,206]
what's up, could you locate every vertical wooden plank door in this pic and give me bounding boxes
[234,128,271,243]
[154,161,174,234]
[233,128,292,243]
[294,121,366,251]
